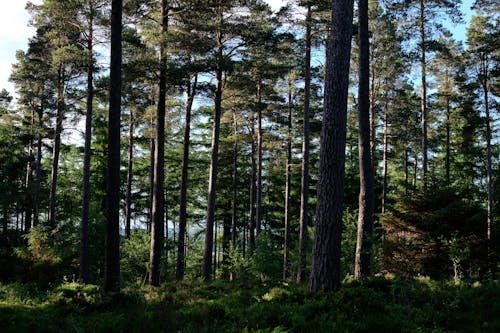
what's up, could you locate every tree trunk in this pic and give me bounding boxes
[49,68,64,226]
[176,75,197,280]
[481,58,492,245]
[231,110,238,249]
[104,0,122,293]
[354,0,374,280]
[24,108,34,232]
[297,2,312,283]
[283,77,292,281]
[149,137,155,232]
[34,101,43,227]
[309,0,354,292]
[381,100,388,213]
[202,9,223,280]
[149,0,168,286]
[445,95,450,183]
[80,14,94,283]
[256,81,263,235]
[419,0,428,189]
[249,111,257,254]
[125,108,133,239]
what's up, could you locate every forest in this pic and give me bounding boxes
[0,0,499,331]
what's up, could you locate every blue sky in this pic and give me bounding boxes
[0,0,474,98]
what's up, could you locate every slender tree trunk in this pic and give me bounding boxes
[24,108,34,232]
[481,59,492,245]
[125,108,133,239]
[231,111,238,249]
[149,137,155,232]
[34,103,43,227]
[176,75,197,280]
[381,100,388,213]
[248,111,257,254]
[202,9,223,280]
[283,77,292,280]
[445,96,450,183]
[49,68,64,226]
[369,43,376,165]
[354,0,374,279]
[404,149,409,195]
[309,0,354,292]
[419,0,428,189]
[256,81,263,234]
[297,3,312,283]
[149,0,168,286]
[104,0,122,293]
[80,15,94,283]
[412,152,418,188]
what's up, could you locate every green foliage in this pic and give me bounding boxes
[382,186,488,279]
[252,232,282,281]
[14,222,79,286]
[1,278,499,332]
[121,230,150,285]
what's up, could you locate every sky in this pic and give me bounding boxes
[0,0,473,98]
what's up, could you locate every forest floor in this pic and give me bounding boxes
[0,277,499,332]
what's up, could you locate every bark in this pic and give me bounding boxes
[404,149,409,195]
[202,9,223,280]
[283,78,292,280]
[445,96,450,183]
[34,101,43,226]
[148,137,155,232]
[149,0,168,286]
[125,109,133,239]
[24,108,34,232]
[48,67,65,226]
[256,81,263,234]
[297,2,312,283]
[231,111,238,249]
[354,0,375,280]
[381,101,388,213]
[481,58,492,244]
[309,0,354,292]
[248,111,257,254]
[80,12,94,283]
[104,0,122,293]
[176,75,197,280]
[419,0,428,189]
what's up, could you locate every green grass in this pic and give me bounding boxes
[0,277,499,332]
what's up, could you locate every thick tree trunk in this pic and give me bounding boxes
[256,81,263,234]
[297,3,312,283]
[283,78,292,281]
[80,17,94,283]
[419,0,428,189]
[202,11,223,280]
[149,0,168,286]
[176,75,197,280]
[125,109,133,239]
[104,0,122,293]
[309,0,354,292]
[354,0,375,280]
[49,68,64,226]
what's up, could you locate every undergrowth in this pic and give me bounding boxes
[0,277,499,332]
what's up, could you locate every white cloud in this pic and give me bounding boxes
[0,1,42,94]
